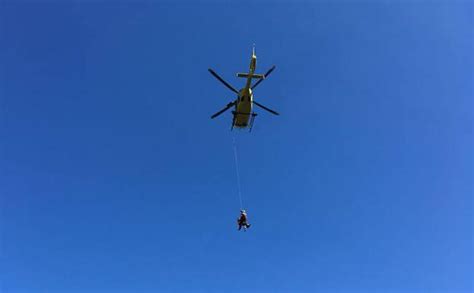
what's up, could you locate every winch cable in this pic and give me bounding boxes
[232,136,244,210]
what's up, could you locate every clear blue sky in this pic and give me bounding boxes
[1,1,473,292]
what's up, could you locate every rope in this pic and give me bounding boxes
[232,136,243,210]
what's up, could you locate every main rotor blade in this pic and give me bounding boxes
[253,100,279,116]
[251,65,276,90]
[208,69,239,94]
[211,102,235,119]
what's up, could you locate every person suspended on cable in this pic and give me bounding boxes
[237,210,251,231]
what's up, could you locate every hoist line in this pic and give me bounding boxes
[232,136,243,210]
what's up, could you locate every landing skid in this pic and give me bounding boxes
[231,111,258,132]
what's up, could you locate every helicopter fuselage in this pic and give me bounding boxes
[233,54,257,128]
[233,88,253,128]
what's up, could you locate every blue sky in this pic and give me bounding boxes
[1,1,473,292]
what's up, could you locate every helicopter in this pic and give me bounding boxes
[209,46,279,131]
